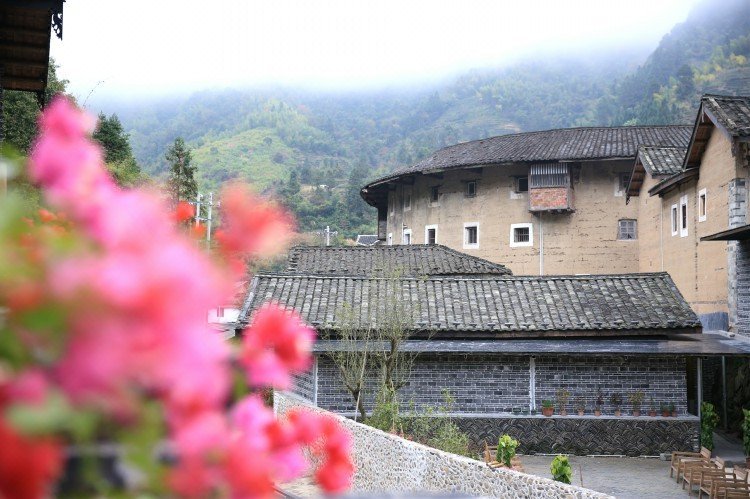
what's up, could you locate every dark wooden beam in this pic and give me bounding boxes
[4,76,45,91]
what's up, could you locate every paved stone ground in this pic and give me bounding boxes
[522,455,695,499]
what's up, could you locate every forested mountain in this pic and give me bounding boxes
[110,0,750,238]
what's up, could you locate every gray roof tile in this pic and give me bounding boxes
[637,146,686,176]
[240,273,701,336]
[286,244,512,276]
[365,125,692,189]
[702,94,750,138]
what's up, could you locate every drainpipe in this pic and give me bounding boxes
[721,356,727,429]
[312,355,318,407]
[539,213,544,276]
[660,200,664,271]
[697,357,703,418]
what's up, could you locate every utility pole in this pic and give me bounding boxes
[206,192,214,249]
[194,192,202,228]
[325,225,330,247]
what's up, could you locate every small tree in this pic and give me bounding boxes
[165,137,198,206]
[324,303,374,421]
[551,455,572,484]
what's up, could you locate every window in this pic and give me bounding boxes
[430,186,440,204]
[216,307,225,318]
[514,176,529,193]
[466,181,477,197]
[425,225,438,245]
[617,219,637,240]
[463,222,479,249]
[403,193,412,211]
[698,189,707,222]
[680,195,689,237]
[402,228,412,245]
[387,232,393,246]
[389,197,395,216]
[509,223,533,248]
[614,173,630,197]
[671,204,679,236]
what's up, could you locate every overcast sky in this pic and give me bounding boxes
[51,0,702,101]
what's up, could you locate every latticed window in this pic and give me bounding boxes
[430,186,439,203]
[618,219,637,240]
[529,163,570,188]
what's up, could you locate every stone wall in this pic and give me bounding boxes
[453,415,699,457]
[310,353,689,416]
[275,391,613,499]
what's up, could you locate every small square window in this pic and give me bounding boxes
[463,223,479,249]
[466,181,477,197]
[430,186,440,203]
[698,189,707,222]
[515,177,528,193]
[427,228,436,245]
[671,205,678,236]
[402,229,412,245]
[510,223,533,247]
[618,219,637,240]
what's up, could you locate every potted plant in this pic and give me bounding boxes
[610,392,623,416]
[542,400,554,417]
[669,402,677,417]
[661,404,670,417]
[594,390,603,416]
[628,390,645,417]
[742,409,750,468]
[574,396,585,416]
[556,388,571,416]
[648,397,657,417]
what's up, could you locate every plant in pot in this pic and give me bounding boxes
[574,396,585,416]
[628,390,645,417]
[669,402,677,417]
[648,397,657,417]
[556,388,571,416]
[594,390,603,416]
[742,409,750,468]
[610,392,623,417]
[542,400,554,417]
[660,404,670,417]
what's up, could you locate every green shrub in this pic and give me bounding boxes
[496,434,519,467]
[701,402,719,450]
[397,390,471,457]
[431,420,471,457]
[551,455,572,484]
[742,409,750,457]
[366,389,401,433]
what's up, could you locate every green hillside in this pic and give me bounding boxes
[114,0,750,238]
[191,128,297,192]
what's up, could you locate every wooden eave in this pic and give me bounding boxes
[0,1,63,95]
[648,168,699,197]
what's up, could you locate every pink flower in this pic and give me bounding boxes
[7,369,49,406]
[241,304,314,389]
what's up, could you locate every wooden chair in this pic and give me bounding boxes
[683,456,728,494]
[483,441,503,469]
[709,476,750,499]
[672,447,712,482]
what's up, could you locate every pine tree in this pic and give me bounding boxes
[94,113,133,164]
[165,137,197,205]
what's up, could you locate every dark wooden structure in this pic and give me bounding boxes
[0,0,63,116]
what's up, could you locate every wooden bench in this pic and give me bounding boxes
[683,456,729,494]
[671,447,712,482]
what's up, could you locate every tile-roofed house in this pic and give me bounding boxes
[355,234,380,246]
[362,125,692,193]
[242,272,698,337]
[285,244,512,277]
[626,146,687,201]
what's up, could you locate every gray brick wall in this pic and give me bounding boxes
[290,367,315,402]
[313,353,688,416]
[728,178,748,331]
[734,240,750,337]
[535,355,688,415]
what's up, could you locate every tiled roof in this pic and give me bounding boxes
[286,245,512,276]
[702,94,750,138]
[637,146,686,176]
[355,235,380,246]
[240,272,701,336]
[364,125,692,189]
